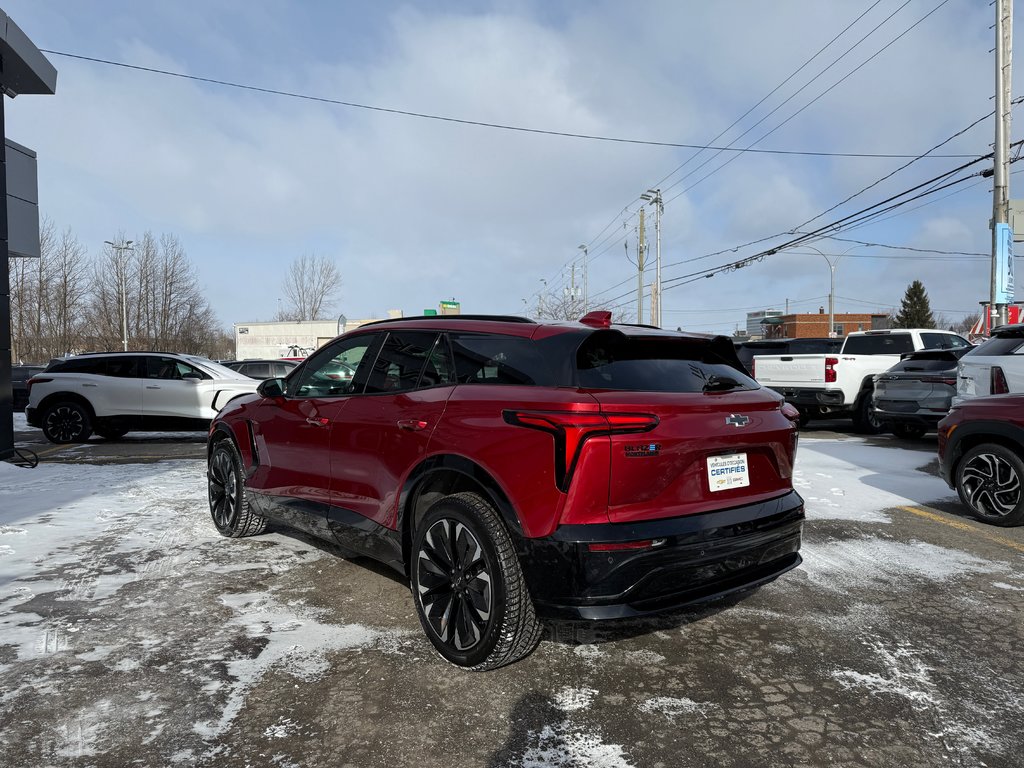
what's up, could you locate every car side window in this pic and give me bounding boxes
[147,357,209,380]
[290,335,377,398]
[102,357,140,378]
[449,333,552,385]
[244,363,271,379]
[364,331,445,394]
[921,333,971,350]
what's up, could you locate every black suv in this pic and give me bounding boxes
[208,313,804,669]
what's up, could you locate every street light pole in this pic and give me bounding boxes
[104,239,133,351]
[804,245,859,337]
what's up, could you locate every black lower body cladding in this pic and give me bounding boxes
[518,491,804,620]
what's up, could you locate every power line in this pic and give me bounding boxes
[662,0,955,206]
[647,0,887,193]
[41,48,979,159]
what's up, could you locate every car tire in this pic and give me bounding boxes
[892,423,927,440]
[208,438,267,537]
[853,393,884,435]
[41,401,93,443]
[955,443,1024,527]
[411,491,541,670]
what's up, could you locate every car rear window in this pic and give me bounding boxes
[841,334,914,355]
[967,336,1024,356]
[576,332,757,393]
[890,357,956,372]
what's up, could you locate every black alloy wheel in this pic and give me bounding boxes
[956,443,1024,527]
[41,401,93,443]
[411,492,541,670]
[208,439,267,537]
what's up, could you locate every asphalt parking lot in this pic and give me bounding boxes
[2,416,1023,768]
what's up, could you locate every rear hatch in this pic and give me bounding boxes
[874,352,959,413]
[576,331,798,524]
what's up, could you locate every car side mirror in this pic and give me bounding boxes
[257,378,286,398]
[182,372,203,381]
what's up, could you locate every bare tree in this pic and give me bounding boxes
[41,226,90,357]
[279,254,343,320]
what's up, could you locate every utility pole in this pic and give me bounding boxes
[640,189,663,327]
[992,0,1013,329]
[104,239,134,351]
[577,244,588,313]
[637,208,646,322]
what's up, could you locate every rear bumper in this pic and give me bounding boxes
[25,406,40,427]
[767,387,846,409]
[519,490,804,620]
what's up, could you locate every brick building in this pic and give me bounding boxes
[762,310,890,339]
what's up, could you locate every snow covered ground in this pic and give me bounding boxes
[1,436,1021,767]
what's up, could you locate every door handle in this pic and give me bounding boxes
[82,383,97,387]
[397,419,429,431]
[306,416,329,427]
[145,385,161,389]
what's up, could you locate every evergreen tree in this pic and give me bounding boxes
[893,280,936,328]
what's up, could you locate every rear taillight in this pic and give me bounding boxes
[25,376,51,396]
[781,402,800,422]
[921,376,957,387]
[751,359,756,378]
[503,409,658,491]
[992,366,1010,394]
[825,357,838,383]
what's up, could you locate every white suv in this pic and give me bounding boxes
[26,352,260,443]
[956,324,1024,403]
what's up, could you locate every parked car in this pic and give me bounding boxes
[734,337,841,377]
[754,329,971,432]
[955,323,1024,403]
[938,393,1024,526]
[26,352,260,443]
[871,347,972,439]
[221,359,299,380]
[11,364,45,412]
[207,312,805,670]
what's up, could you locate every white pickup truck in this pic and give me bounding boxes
[752,329,972,431]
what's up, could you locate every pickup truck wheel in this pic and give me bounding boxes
[412,492,541,670]
[853,393,884,435]
[956,443,1024,527]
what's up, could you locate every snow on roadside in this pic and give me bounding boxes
[795,438,955,523]
[0,458,413,759]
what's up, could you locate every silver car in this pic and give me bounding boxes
[873,348,971,439]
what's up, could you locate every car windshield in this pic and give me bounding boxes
[185,355,253,380]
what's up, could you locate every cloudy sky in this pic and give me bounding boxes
[4,1,1021,333]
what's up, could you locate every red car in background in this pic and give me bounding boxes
[938,393,1024,527]
[207,313,804,669]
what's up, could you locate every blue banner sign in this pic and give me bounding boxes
[996,222,1015,304]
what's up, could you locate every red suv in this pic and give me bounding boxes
[938,393,1024,526]
[207,313,804,669]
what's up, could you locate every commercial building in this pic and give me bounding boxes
[761,310,890,339]
[233,311,401,360]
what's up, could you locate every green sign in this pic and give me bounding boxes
[440,301,460,310]
[423,309,438,316]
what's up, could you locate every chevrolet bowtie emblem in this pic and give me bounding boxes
[725,414,750,427]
